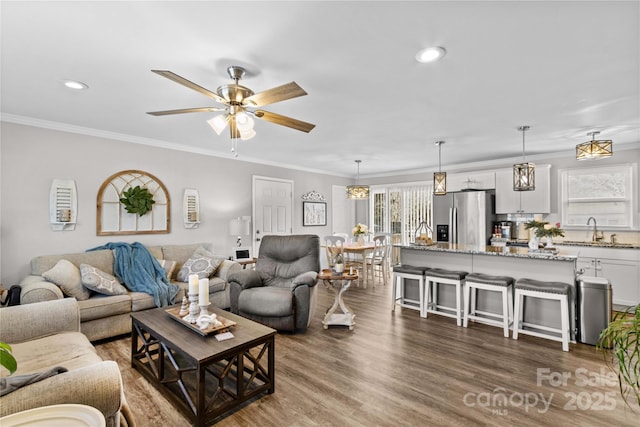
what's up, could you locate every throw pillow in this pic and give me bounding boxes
[42,259,91,301]
[80,264,128,296]
[156,259,177,281]
[176,253,224,282]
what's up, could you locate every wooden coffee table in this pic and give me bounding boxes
[130,306,276,427]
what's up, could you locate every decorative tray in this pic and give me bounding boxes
[165,306,236,336]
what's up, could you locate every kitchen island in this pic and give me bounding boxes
[397,243,579,341]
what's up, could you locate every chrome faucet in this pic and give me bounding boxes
[587,216,602,242]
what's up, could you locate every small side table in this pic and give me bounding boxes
[236,257,257,270]
[319,269,358,330]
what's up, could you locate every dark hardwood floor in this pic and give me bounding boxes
[95,277,638,426]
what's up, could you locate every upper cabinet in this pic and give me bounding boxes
[446,171,496,192]
[495,164,551,214]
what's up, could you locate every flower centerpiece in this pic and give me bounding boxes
[524,220,565,248]
[352,223,368,246]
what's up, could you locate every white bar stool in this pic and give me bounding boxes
[463,273,515,337]
[392,265,429,315]
[513,278,571,352]
[424,268,468,325]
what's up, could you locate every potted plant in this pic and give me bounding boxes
[524,221,565,248]
[1,341,17,375]
[597,305,640,408]
[352,223,368,246]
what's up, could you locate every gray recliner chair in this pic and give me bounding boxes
[228,234,320,332]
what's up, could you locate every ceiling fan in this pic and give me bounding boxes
[147,66,315,140]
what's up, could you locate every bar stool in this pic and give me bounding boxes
[513,278,571,352]
[424,268,468,325]
[463,273,515,337]
[392,265,429,315]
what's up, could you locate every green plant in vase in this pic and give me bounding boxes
[524,220,565,247]
[597,305,640,409]
[1,341,17,375]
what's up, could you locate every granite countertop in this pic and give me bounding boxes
[397,243,579,261]
[501,239,639,250]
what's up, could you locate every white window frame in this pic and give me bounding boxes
[559,163,637,230]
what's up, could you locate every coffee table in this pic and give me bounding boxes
[130,306,276,426]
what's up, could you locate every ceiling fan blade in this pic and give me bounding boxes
[244,82,307,107]
[151,70,227,104]
[254,110,316,133]
[147,107,226,116]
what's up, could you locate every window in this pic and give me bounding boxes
[560,164,636,229]
[370,182,432,244]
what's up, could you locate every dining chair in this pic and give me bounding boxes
[324,235,345,270]
[365,235,390,286]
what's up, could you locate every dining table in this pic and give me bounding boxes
[341,242,376,286]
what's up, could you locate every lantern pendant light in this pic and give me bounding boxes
[346,160,370,199]
[434,141,447,195]
[513,125,535,191]
[576,131,613,160]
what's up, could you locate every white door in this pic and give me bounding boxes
[253,176,293,256]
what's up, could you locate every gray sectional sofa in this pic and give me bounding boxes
[17,243,241,341]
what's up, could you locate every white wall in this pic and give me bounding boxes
[0,123,352,285]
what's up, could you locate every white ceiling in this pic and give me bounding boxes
[1,1,639,178]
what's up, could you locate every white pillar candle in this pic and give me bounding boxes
[188,274,199,294]
[199,278,209,305]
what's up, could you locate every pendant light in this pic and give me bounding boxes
[513,125,535,191]
[346,160,370,199]
[433,141,447,195]
[576,131,613,160]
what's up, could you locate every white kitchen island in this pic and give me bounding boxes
[398,243,579,341]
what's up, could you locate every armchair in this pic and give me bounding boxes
[0,299,133,427]
[228,234,320,332]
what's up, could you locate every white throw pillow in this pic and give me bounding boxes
[42,259,91,301]
[80,264,128,296]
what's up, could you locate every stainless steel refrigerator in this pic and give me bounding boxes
[432,190,496,247]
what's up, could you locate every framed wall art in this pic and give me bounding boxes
[302,201,326,226]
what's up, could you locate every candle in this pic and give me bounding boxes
[188,274,199,294]
[199,278,209,305]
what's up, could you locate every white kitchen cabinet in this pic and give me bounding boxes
[446,171,496,192]
[571,246,640,306]
[495,164,550,214]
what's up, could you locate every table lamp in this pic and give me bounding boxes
[229,217,250,247]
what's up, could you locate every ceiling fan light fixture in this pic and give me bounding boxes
[415,46,447,63]
[346,160,370,199]
[576,131,613,160]
[207,115,229,135]
[235,111,254,131]
[513,125,535,191]
[239,128,256,141]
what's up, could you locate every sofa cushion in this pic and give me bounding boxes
[80,264,128,296]
[176,255,224,282]
[239,287,294,317]
[161,243,213,272]
[156,259,177,280]
[42,260,91,301]
[130,291,157,312]
[77,294,131,322]
[10,331,102,376]
[31,249,115,276]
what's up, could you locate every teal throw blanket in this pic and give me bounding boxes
[88,242,179,307]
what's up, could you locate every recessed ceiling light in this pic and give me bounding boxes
[415,46,447,63]
[63,80,89,90]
